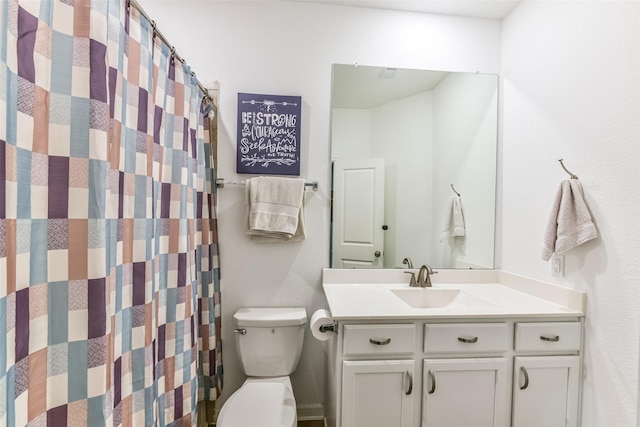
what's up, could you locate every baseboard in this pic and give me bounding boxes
[297,403,325,421]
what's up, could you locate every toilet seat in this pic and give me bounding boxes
[216,376,297,427]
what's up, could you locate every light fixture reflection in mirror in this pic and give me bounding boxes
[330,64,498,270]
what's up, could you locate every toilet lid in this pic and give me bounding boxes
[217,378,296,427]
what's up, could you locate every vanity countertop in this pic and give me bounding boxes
[322,268,585,320]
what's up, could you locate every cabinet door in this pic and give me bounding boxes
[423,358,508,427]
[342,360,415,427]
[513,356,580,427]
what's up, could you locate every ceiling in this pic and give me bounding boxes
[287,0,521,20]
[332,65,450,109]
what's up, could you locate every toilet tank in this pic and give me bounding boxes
[234,308,307,377]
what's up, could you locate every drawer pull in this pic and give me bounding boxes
[457,336,479,344]
[369,338,391,345]
[520,366,530,390]
[540,335,560,342]
[428,370,436,394]
[404,371,413,395]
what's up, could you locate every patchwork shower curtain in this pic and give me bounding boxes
[0,0,222,425]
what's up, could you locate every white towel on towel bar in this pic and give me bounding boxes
[440,195,466,242]
[542,179,597,261]
[246,176,306,242]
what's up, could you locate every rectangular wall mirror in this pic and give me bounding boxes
[330,64,498,269]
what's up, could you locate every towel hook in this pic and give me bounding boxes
[558,159,578,179]
[450,184,460,197]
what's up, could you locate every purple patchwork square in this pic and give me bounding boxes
[17,6,37,83]
[136,130,147,153]
[87,336,107,368]
[14,356,29,397]
[48,156,69,219]
[89,99,108,131]
[132,261,146,306]
[47,219,68,250]
[0,141,5,218]
[16,288,30,361]
[16,77,35,115]
[47,405,68,427]
[0,220,5,257]
[159,218,170,236]
[132,305,146,328]
[87,278,106,338]
[89,39,107,103]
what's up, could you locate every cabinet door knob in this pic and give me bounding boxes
[540,335,560,342]
[428,370,436,394]
[374,251,381,257]
[369,338,391,345]
[520,366,530,390]
[457,336,478,344]
[404,371,413,395]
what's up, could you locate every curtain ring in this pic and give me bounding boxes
[151,20,157,40]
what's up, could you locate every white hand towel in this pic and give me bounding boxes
[542,179,597,261]
[246,176,306,242]
[440,195,465,242]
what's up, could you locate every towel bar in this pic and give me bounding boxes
[215,178,318,191]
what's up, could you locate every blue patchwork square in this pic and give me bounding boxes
[50,31,73,95]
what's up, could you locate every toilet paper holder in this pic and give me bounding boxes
[319,322,337,333]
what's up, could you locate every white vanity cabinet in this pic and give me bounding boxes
[511,322,582,427]
[327,319,584,427]
[342,360,415,427]
[339,324,417,427]
[422,323,510,427]
[423,357,508,427]
[322,269,587,427]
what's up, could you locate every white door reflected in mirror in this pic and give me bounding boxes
[331,158,385,268]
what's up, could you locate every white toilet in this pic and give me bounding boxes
[217,307,307,427]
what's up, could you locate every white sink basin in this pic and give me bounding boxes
[391,288,495,309]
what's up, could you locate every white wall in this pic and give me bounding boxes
[141,0,501,416]
[330,109,370,160]
[371,92,433,268]
[431,72,498,269]
[333,93,435,269]
[501,2,640,426]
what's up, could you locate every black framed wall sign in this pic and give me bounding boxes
[236,92,302,175]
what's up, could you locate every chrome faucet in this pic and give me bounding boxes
[416,264,437,287]
[402,257,413,269]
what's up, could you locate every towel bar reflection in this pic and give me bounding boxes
[215,178,318,191]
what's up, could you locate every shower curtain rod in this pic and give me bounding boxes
[127,0,212,103]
